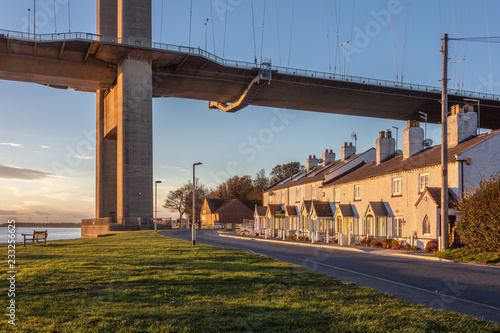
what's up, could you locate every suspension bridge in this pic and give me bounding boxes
[0,0,499,237]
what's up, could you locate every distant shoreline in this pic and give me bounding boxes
[0,222,81,228]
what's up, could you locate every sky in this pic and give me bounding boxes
[0,0,499,222]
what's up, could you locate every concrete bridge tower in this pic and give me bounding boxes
[90,0,153,233]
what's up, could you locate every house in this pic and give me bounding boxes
[254,205,267,233]
[259,104,500,248]
[200,199,254,229]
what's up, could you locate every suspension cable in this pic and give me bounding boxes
[223,0,228,57]
[325,0,332,73]
[54,0,57,33]
[67,0,71,33]
[160,0,164,43]
[390,0,398,82]
[461,0,471,91]
[260,0,267,61]
[251,0,257,63]
[275,0,282,66]
[348,0,355,75]
[189,0,193,47]
[401,0,411,83]
[288,0,295,67]
[334,0,342,74]
[484,0,494,93]
[210,0,216,54]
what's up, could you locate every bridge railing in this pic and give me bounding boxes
[1,28,499,101]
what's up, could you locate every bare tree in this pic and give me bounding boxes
[163,187,189,225]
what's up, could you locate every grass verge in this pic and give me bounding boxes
[1,231,499,332]
[434,247,500,264]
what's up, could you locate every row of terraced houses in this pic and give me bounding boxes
[253,104,500,249]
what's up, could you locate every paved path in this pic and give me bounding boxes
[160,230,500,323]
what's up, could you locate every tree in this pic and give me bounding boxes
[209,175,254,200]
[456,175,500,252]
[251,169,270,201]
[270,162,305,183]
[163,187,189,225]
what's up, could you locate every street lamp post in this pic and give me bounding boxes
[340,41,349,79]
[192,162,202,246]
[155,180,162,232]
[204,18,209,51]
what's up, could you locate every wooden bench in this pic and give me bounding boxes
[22,230,48,246]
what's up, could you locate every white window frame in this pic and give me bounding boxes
[334,188,340,202]
[419,173,430,193]
[312,185,316,200]
[394,217,403,237]
[392,178,402,196]
[354,185,361,201]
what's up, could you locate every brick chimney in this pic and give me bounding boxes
[306,155,320,171]
[322,149,336,166]
[403,120,424,159]
[376,130,395,164]
[448,104,477,147]
[341,142,356,161]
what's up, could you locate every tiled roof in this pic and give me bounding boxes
[205,199,226,212]
[312,201,333,218]
[369,201,388,216]
[324,130,500,187]
[285,205,298,216]
[255,206,268,216]
[301,200,314,215]
[337,204,355,217]
[214,199,239,213]
[415,187,457,208]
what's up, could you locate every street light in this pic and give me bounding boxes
[155,180,162,232]
[192,162,202,246]
[340,41,349,79]
[463,98,481,135]
[204,18,209,51]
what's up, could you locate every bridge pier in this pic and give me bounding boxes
[82,0,153,237]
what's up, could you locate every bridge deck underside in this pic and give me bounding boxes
[1,36,500,129]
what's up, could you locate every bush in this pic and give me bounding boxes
[457,175,500,252]
[356,236,373,247]
[328,237,337,244]
[424,239,439,253]
[369,238,382,248]
[380,238,393,249]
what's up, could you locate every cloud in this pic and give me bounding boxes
[75,155,95,160]
[0,209,17,215]
[0,143,24,148]
[40,146,50,149]
[0,164,54,180]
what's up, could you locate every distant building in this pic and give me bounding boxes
[201,199,254,229]
[258,105,500,248]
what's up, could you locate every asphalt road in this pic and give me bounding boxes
[160,229,500,323]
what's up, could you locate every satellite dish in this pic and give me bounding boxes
[395,149,403,155]
[423,139,433,147]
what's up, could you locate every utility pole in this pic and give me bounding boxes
[440,33,449,251]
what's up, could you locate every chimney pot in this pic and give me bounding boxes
[348,142,352,147]
[379,131,385,138]
[329,149,333,153]
[386,131,392,138]
[309,155,312,158]
[344,142,348,146]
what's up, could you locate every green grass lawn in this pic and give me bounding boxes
[1,231,498,332]
[434,247,500,264]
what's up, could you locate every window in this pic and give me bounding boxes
[394,217,403,237]
[281,191,285,204]
[337,217,343,234]
[334,188,340,202]
[423,215,431,235]
[296,187,301,202]
[419,173,429,193]
[312,185,316,199]
[354,185,361,200]
[392,178,402,196]
[364,216,373,235]
[376,216,386,237]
